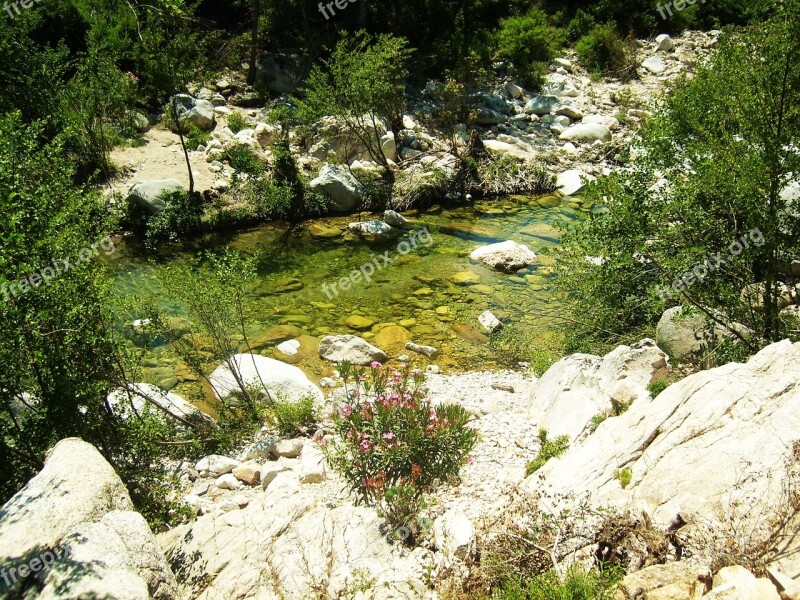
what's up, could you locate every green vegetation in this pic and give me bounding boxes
[226,111,248,134]
[295,31,411,176]
[490,564,622,600]
[267,398,318,436]
[647,381,670,397]
[556,0,800,358]
[495,9,563,88]
[526,429,570,475]
[324,362,477,535]
[575,24,637,80]
[613,468,632,488]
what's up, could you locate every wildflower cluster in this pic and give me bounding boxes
[323,361,478,531]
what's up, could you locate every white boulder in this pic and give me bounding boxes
[559,123,612,143]
[557,169,596,196]
[318,335,388,365]
[470,240,538,272]
[209,354,323,404]
[309,164,363,212]
[527,339,669,441]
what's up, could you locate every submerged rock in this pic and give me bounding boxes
[470,240,538,272]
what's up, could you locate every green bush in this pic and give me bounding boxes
[496,9,563,88]
[323,362,478,533]
[647,381,670,397]
[613,468,632,488]
[223,144,264,178]
[529,347,559,377]
[183,124,211,150]
[144,191,204,249]
[526,429,570,475]
[226,111,248,134]
[268,398,317,436]
[491,564,622,600]
[575,24,637,81]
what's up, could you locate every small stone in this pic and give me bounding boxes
[450,271,481,286]
[345,315,375,331]
[478,310,502,333]
[215,473,242,490]
[405,342,439,358]
[298,445,327,483]
[269,438,305,458]
[196,455,240,477]
[232,462,261,486]
[261,463,289,489]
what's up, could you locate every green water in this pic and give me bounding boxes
[108,194,590,399]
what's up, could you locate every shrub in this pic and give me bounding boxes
[323,361,478,532]
[613,468,632,489]
[144,191,204,249]
[491,564,622,600]
[495,9,563,88]
[268,398,317,436]
[183,124,211,150]
[575,24,637,81]
[226,111,248,134]
[223,144,264,178]
[526,429,570,475]
[530,347,558,377]
[565,9,596,43]
[647,380,670,397]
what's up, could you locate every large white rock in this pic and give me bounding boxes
[107,383,214,427]
[656,33,674,52]
[433,508,475,564]
[158,483,426,598]
[348,219,401,242]
[209,354,323,404]
[309,164,363,212]
[196,454,241,477]
[127,179,186,215]
[318,335,388,365]
[172,94,216,131]
[642,56,667,75]
[380,132,398,162]
[527,339,669,441]
[557,169,596,196]
[524,95,560,115]
[524,340,800,574]
[559,123,612,143]
[470,240,538,272]
[0,438,178,599]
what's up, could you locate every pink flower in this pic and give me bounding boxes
[383,432,397,441]
[411,368,421,377]
[370,361,382,369]
[466,455,475,465]
[339,404,353,417]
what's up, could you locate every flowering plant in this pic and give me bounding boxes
[323,361,478,531]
